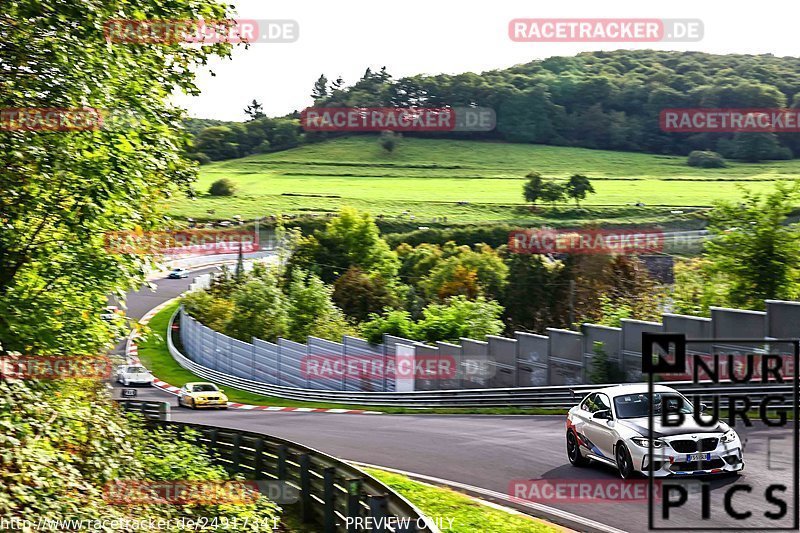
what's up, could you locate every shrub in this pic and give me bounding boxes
[687,150,726,168]
[208,177,237,196]
[188,152,211,165]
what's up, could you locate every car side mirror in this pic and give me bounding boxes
[593,409,611,420]
[699,403,708,413]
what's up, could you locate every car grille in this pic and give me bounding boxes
[206,396,219,401]
[669,438,718,453]
[670,458,725,471]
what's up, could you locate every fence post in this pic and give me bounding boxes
[277,445,288,480]
[253,438,264,476]
[368,495,388,533]
[299,454,313,523]
[345,478,363,533]
[208,428,218,452]
[323,467,336,533]
[231,433,242,468]
[158,402,169,421]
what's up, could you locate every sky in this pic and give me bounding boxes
[173,0,799,121]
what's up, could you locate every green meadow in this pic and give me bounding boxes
[167,136,800,224]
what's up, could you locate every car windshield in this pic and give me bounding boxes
[613,393,694,419]
[127,366,146,373]
[192,384,218,392]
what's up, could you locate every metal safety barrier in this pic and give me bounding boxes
[152,421,438,533]
[166,308,795,408]
[116,399,171,420]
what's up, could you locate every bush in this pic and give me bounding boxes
[188,152,211,165]
[208,177,237,196]
[687,150,726,168]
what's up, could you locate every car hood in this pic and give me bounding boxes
[617,416,729,437]
[124,372,152,379]
[192,391,225,399]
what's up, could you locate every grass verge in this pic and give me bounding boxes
[135,301,567,415]
[365,468,562,533]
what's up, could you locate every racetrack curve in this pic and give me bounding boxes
[114,269,798,533]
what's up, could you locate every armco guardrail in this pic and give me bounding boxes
[153,421,439,533]
[166,309,794,408]
[116,399,171,421]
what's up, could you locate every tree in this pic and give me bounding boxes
[588,342,625,384]
[501,253,567,332]
[181,291,235,331]
[670,258,729,317]
[687,150,726,168]
[0,1,282,527]
[286,270,351,342]
[332,267,398,322]
[0,0,233,354]
[331,76,345,91]
[303,208,400,283]
[209,264,236,298]
[379,130,400,153]
[421,245,508,302]
[719,132,792,162]
[701,182,800,308]
[311,74,329,101]
[540,181,566,206]
[361,309,415,344]
[193,126,240,160]
[565,174,596,207]
[414,296,504,343]
[522,172,545,205]
[225,278,289,342]
[208,178,236,196]
[234,241,245,282]
[244,99,265,120]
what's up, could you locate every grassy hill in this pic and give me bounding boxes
[167,136,800,225]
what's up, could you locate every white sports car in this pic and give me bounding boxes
[116,365,154,386]
[566,384,744,478]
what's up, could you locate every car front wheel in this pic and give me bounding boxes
[616,442,635,479]
[567,430,590,467]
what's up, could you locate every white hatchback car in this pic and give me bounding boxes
[116,365,154,386]
[566,384,744,478]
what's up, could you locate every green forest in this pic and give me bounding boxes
[190,50,800,163]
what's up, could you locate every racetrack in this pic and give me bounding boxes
[115,269,798,533]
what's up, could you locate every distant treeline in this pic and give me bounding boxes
[188,50,800,163]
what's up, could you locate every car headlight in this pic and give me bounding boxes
[632,437,664,448]
[721,430,738,443]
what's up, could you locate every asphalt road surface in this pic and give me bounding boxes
[113,269,798,533]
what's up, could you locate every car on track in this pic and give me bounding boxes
[168,268,189,279]
[566,384,744,478]
[177,382,229,409]
[116,364,154,386]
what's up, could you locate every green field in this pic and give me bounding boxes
[167,136,800,224]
